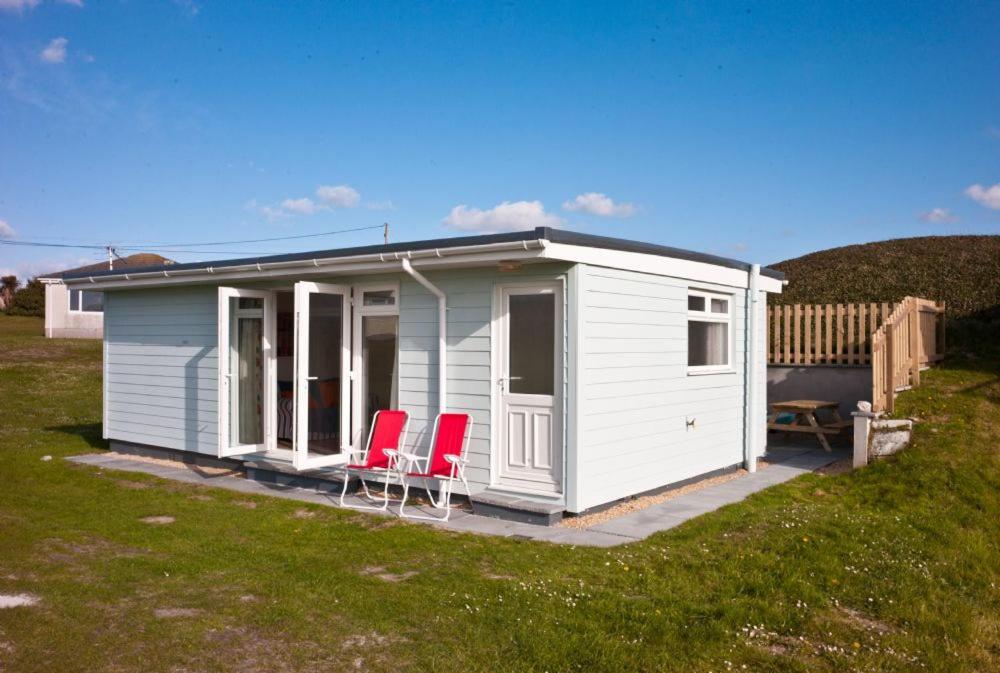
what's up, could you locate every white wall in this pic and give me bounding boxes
[44,282,103,339]
[574,264,755,511]
[104,286,219,454]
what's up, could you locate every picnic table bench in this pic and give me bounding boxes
[766,400,852,452]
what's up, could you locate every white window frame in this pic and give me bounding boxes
[69,288,104,313]
[350,282,400,452]
[686,288,733,375]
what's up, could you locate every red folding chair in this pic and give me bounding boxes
[393,413,472,521]
[339,409,409,511]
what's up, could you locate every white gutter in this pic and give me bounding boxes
[65,239,547,290]
[743,263,760,472]
[400,259,447,414]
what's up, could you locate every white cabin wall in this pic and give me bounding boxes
[103,286,219,454]
[575,264,751,511]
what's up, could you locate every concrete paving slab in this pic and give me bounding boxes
[65,447,844,548]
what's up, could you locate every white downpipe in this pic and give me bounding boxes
[744,263,760,472]
[401,259,447,414]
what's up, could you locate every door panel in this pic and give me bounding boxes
[218,288,275,457]
[497,284,563,494]
[293,281,351,470]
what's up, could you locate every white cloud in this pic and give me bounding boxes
[316,184,360,209]
[443,200,563,233]
[280,197,320,215]
[251,183,364,220]
[0,219,15,238]
[965,183,1000,210]
[40,37,68,64]
[0,0,40,12]
[562,192,637,218]
[0,0,80,12]
[918,208,958,224]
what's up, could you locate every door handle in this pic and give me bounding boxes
[306,376,319,381]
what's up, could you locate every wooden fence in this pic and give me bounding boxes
[768,297,945,413]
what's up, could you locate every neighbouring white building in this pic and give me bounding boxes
[39,254,172,339]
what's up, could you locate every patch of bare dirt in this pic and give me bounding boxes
[291,508,315,519]
[233,500,257,509]
[116,479,151,490]
[560,469,748,529]
[201,626,335,673]
[189,494,213,502]
[359,566,418,583]
[0,594,39,609]
[154,607,203,619]
[836,606,895,634]
[107,452,243,477]
[816,458,853,476]
[139,516,175,525]
[43,536,150,568]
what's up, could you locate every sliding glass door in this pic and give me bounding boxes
[218,288,275,457]
[292,281,351,470]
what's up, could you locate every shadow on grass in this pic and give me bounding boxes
[46,422,108,450]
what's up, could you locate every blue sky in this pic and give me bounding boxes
[1,0,998,279]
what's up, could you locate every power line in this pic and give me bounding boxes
[112,224,384,249]
[0,224,387,257]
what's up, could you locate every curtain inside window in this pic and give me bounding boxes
[688,320,728,367]
[237,317,263,445]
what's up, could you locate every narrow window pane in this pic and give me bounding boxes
[508,294,555,395]
[229,297,264,447]
[362,315,398,433]
[81,291,103,312]
[710,298,728,314]
[69,290,80,311]
[363,290,395,307]
[306,292,344,456]
[688,320,728,367]
[687,295,705,312]
[238,297,263,311]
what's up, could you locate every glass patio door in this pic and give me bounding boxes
[292,281,351,470]
[218,287,275,457]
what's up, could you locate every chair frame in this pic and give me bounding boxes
[339,409,410,511]
[392,414,473,522]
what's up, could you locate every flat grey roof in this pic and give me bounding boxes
[62,227,784,281]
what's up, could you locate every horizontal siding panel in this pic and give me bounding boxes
[107,334,217,347]
[109,382,220,401]
[108,324,217,337]
[108,363,218,377]
[108,373,217,389]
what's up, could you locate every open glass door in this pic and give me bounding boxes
[293,281,351,470]
[218,287,275,457]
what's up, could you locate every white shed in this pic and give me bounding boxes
[63,228,784,520]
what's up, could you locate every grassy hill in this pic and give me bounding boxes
[770,235,1000,320]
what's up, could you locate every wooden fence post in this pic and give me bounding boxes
[909,298,921,386]
[884,323,895,414]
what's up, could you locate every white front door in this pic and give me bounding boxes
[218,287,276,457]
[496,283,563,494]
[292,281,351,470]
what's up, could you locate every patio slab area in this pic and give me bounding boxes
[65,444,844,547]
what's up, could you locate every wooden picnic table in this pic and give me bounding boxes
[766,400,852,452]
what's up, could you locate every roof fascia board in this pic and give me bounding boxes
[540,242,785,290]
[64,245,549,291]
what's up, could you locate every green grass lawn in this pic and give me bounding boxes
[0,315,997,672]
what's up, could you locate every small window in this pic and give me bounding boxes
[687,290,731,372]
[363,289,396,307]
[70,289,103,313]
